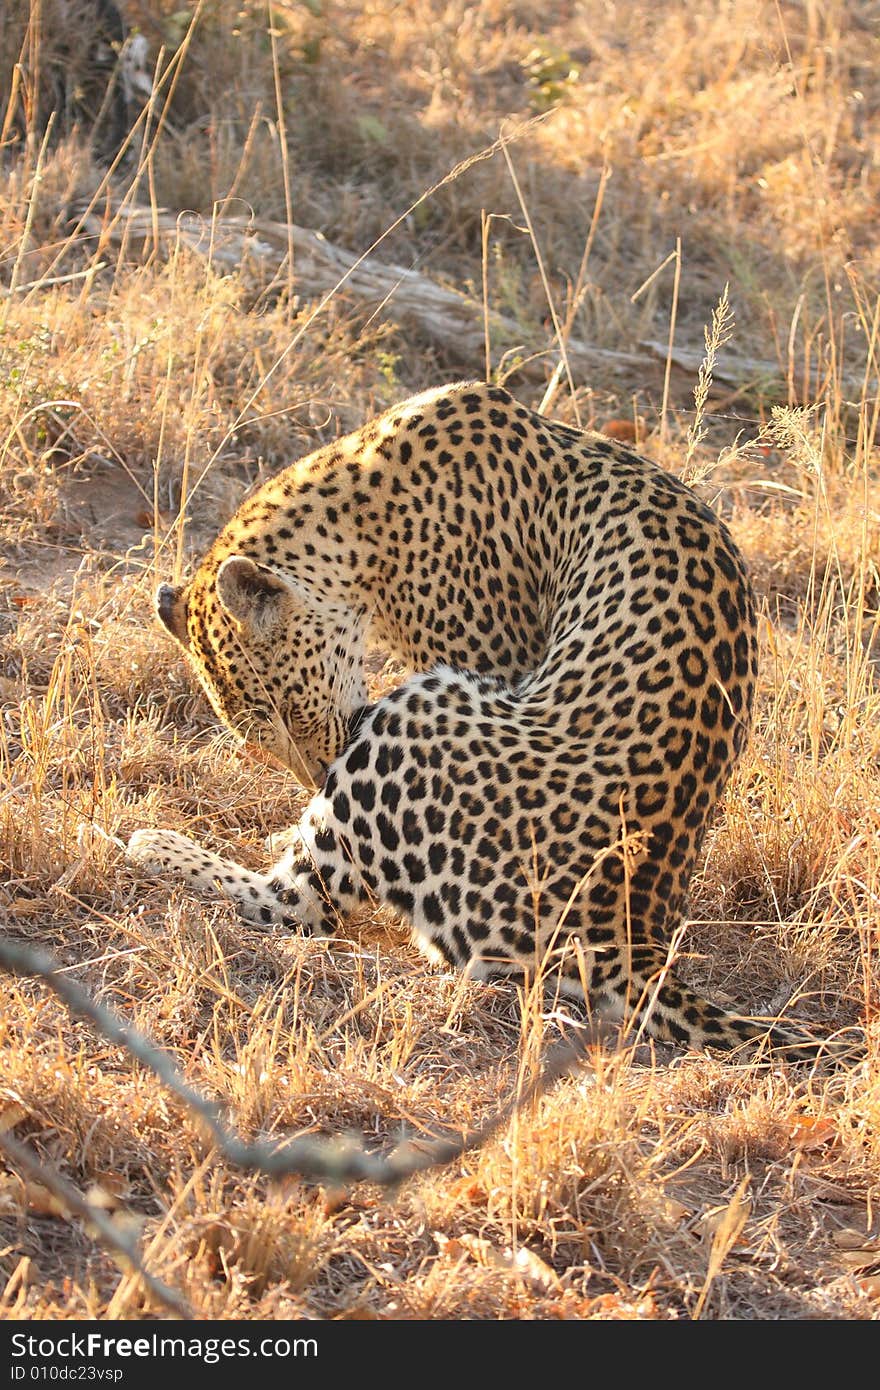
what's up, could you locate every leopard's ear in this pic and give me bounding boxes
[156,582,190,648]
[216,555,292,635]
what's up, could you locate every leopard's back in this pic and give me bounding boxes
[132,382,838,1060]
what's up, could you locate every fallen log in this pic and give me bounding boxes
[78,203,858,398]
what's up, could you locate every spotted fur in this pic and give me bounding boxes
[129,381,829,1057]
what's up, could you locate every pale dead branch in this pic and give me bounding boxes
[74,203,845,396]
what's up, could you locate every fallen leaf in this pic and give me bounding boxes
[600,419,639,443]
[322,1186,353,1216]
[86,1171,130,1209]
[433,1232,465,1261]
[355,114,388,145]
[658,1197,691,1229]
[836,1247,880,1271]
[858,1275,880,1299]
[24,1183,67,1218]
[6,899,44,917]
[510,1245,562,1292]
[0,1103,29,1136]
[833,1227,878,1251]
[135,509,175,529]
[788,1114,837,1150]
[572,1291,657,1319]
[452,1232,562,1292]
[698,1193,752,1243]
[447,1176,487,1205]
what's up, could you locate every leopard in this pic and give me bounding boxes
[127,379,832,1058]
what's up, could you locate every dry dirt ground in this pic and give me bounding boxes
[0,0,879,1320]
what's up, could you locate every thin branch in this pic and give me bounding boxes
[660,237,682,449]
[0,1127,193,1320]
[0,937,583,1186]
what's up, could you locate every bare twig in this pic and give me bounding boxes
[660,237,682,449]
[1,111,54,326]
[501,138,579,423]
[0,937,583,1186]
[0,1127,193,1320]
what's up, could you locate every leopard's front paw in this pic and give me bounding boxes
[126,827,208,876]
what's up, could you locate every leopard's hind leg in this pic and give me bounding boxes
[574,940,842,1061]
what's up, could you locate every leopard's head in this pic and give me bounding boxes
[156,555,367,790]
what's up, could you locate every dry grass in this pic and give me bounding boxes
[1,0,878,1321]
